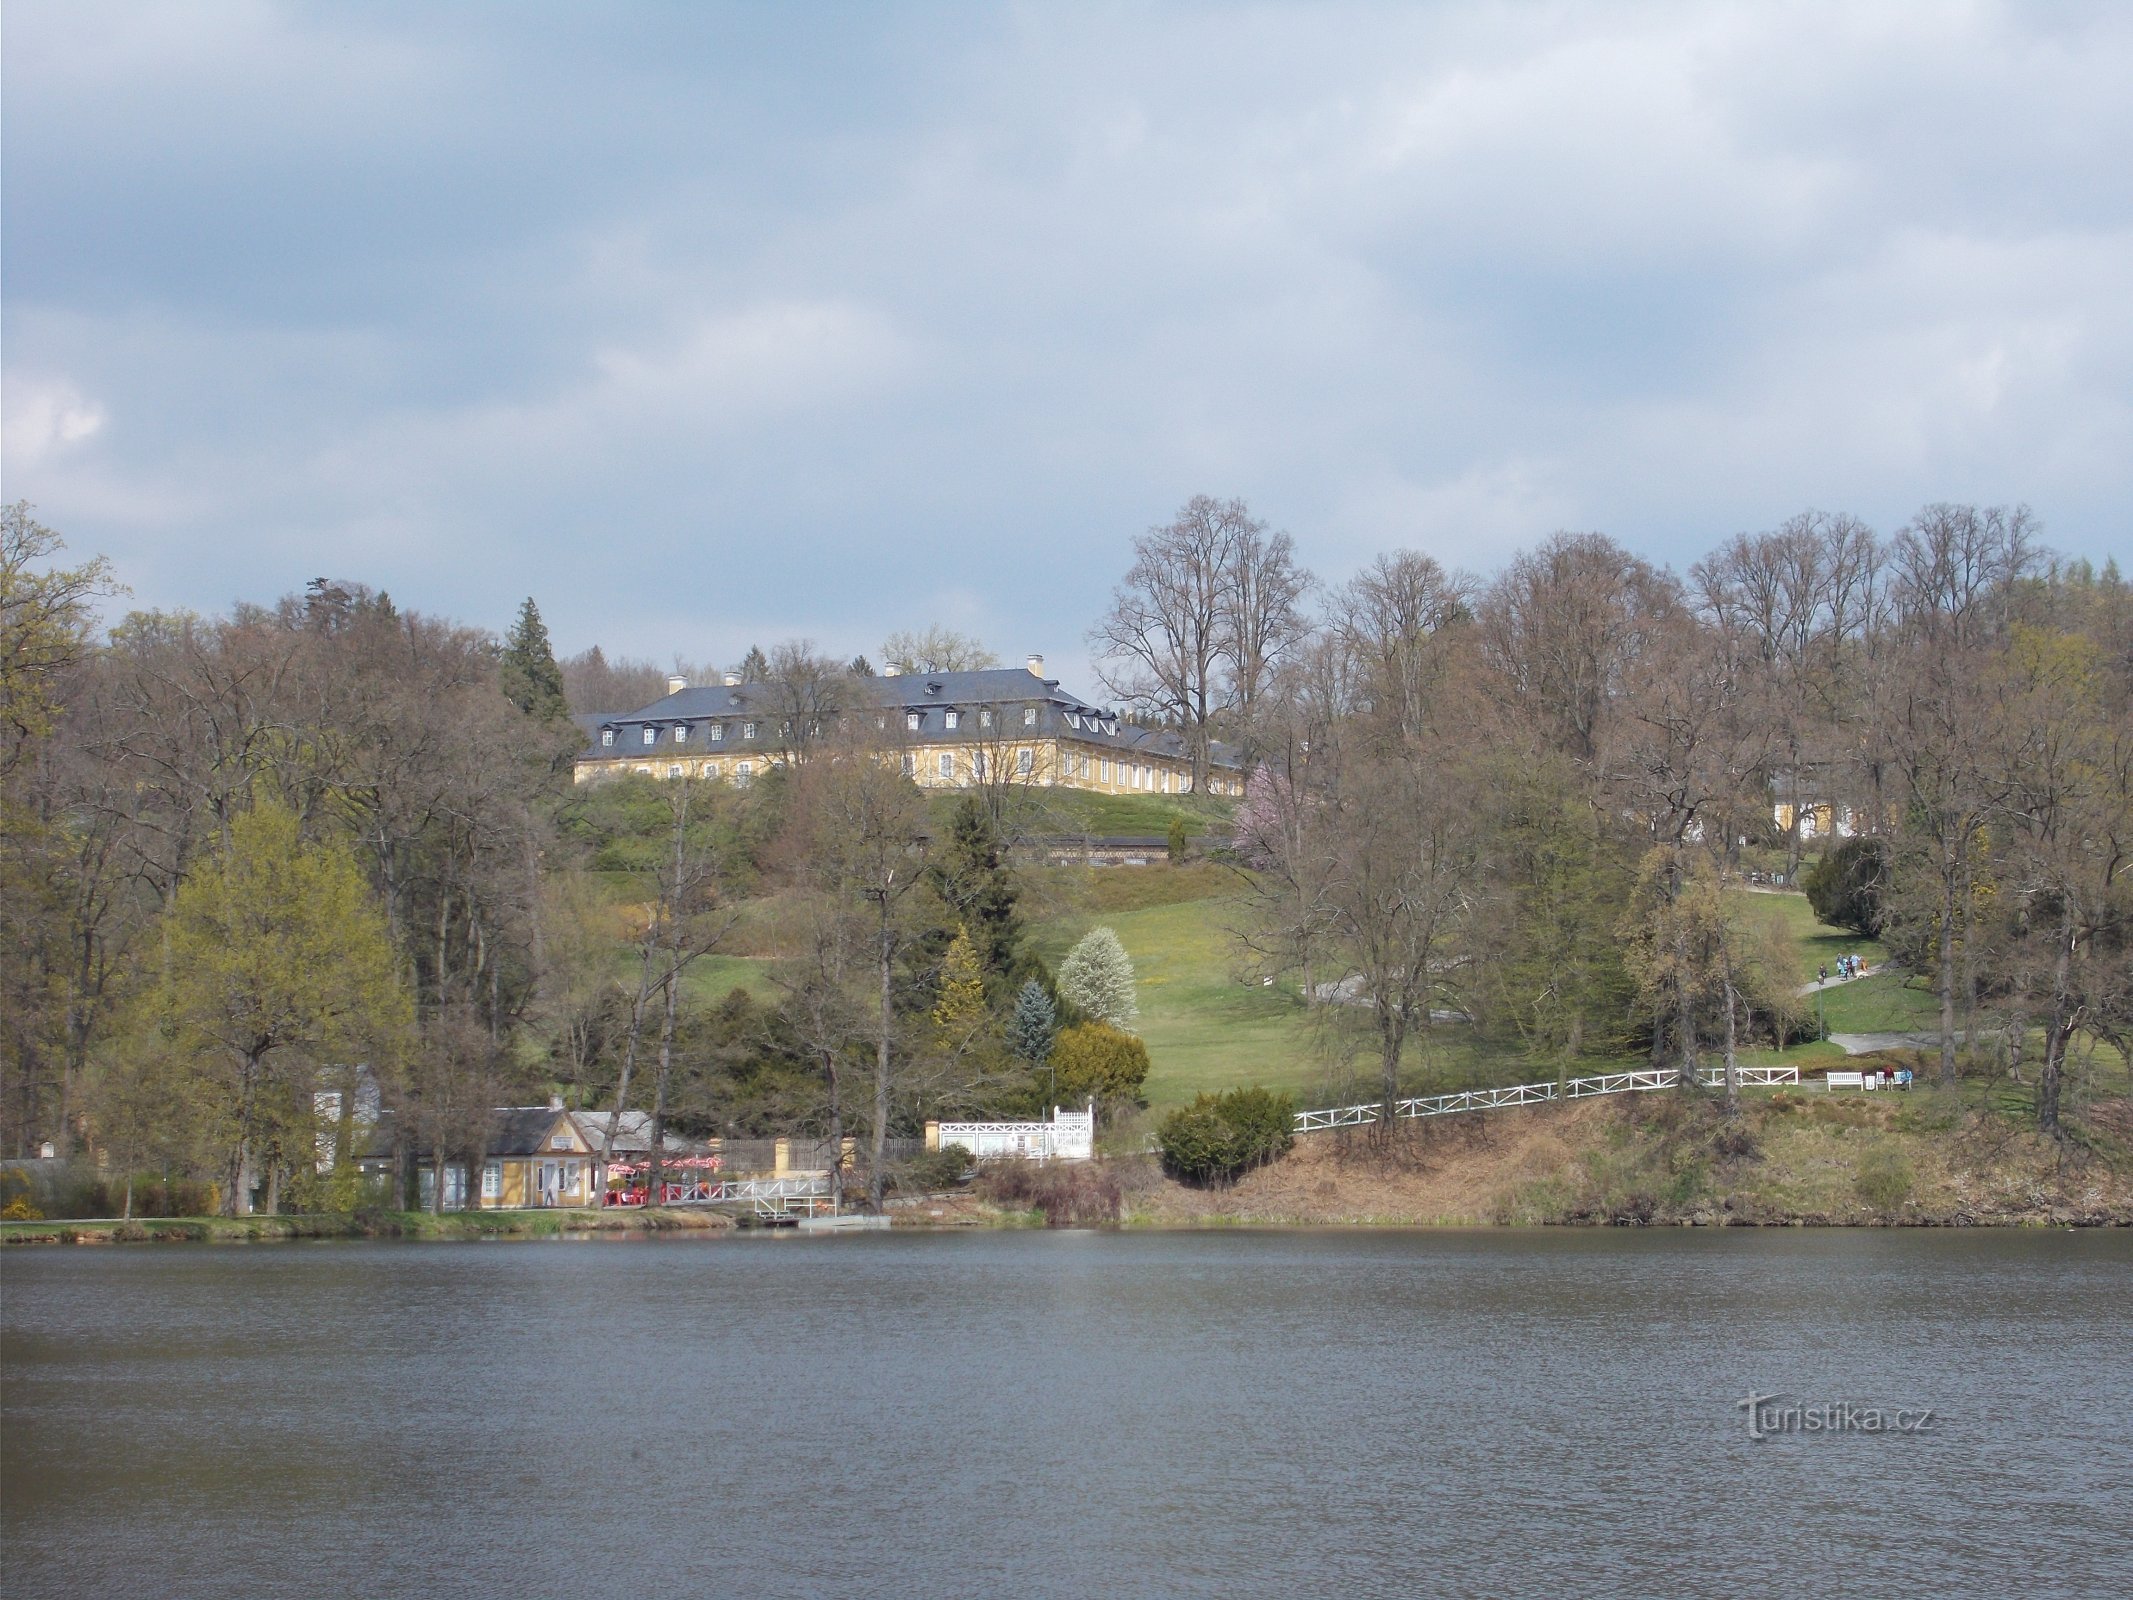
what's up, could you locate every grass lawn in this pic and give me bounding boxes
[995,786,1233,840]
[1813,972,1943,1034]
[1031,896,1318,1105]
[1728,888,1885,976]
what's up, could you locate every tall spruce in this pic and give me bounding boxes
[1009,979,1058,1064]
[500,597,571,724]
[932,796,1022,987]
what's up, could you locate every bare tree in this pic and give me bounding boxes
[879,626,999,674]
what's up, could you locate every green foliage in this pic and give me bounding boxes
[1803,835,1890,938]
[1048,1022,1150,1113]
[932,924,988,1031]
[930,797,1022,988]
[499,597,571,725]
[1157,1086,1296,1186]
[1854,1144,1914,1212]
[1166,816,1188,863]
[1009,979,1058,1064]
[1059,926,1138,1028]
[892,1143,973,1193]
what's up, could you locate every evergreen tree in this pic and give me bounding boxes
[500,597,570,724]
[1008,979,1057,1064]
[1059,926,1138,1029]
[738,644,771,683]
[932,924,987,1032]
[932,796,1022,985]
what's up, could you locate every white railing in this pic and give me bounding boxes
[1294,1065,1797,1132]
[933,1105,1095,1162]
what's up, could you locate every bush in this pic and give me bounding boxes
[973,1159,1122,1226]
[1854,1145,1914,1213]
[1157,1086,1296,1186]
[1803,835,1889,937]
[1166,817,1188,863]
[891,1144,974,1194]
[1048,1023,1150,1116]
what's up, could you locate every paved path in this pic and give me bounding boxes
[1828,1030,1959,1057]
[1798,961,1888,996]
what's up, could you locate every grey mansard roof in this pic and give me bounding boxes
[576,667,1240,769]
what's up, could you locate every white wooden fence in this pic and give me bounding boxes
[929,1105,1095,1162]
[1294,1066,1799,1133]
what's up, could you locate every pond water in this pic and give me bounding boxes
[4,1229,2129,1598]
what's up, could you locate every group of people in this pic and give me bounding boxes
[1819,954,1867,985]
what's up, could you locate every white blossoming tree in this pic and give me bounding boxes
[1059,926,1139,1030]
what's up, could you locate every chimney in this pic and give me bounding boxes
[1027,653,1045,676]
[665,674,687,696]
[722,672,741,687]
[883,663,903,677]
[547,1093,564,1111]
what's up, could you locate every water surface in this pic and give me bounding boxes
[4,1229,2129,1598]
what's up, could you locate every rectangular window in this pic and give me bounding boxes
[743,721,757,740]
[937,752,954,778]
[482,1161,502,1200]
[600,729,615,747]
[974,750,988,780]
[1023,706,1037,726]
[641,726,656,746]
[674,725,688,743]
[901,753,916,777]
[944,710,959,730]
[710,723,724,742]
[702,762,718,778]
[551,1131,571,1149]
[979,708,994,729]
[735,761,753,786]
[668,765,682,779]
[1101,759,1111,783]
[906,711,922,731]
[1018,747,1034,776]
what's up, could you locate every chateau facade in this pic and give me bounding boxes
[573,656,1244,797]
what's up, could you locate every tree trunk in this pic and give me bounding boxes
[1722,978,1740,1116]
[824,1049,844,1215]
[1936,876,1958,1086]
[2036,907,2076,1136]
[646,973,679,1200]
[870,908,892,1212]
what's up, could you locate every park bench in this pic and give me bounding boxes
[1825,1071,1868,1091]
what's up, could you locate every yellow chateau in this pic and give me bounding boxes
[573,655,1245,797]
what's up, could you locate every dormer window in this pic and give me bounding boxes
[709,723,724,742]
[979,708,994,729]
[906,712,922,731]
[1022,706,1038,726]
[743,721,757,740]
[674,725,688,744]
[641,726,656,746]
[601,729,615,747]
[944,711,960,731]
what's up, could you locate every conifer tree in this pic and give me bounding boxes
[1059,926,1138,1030]
[932,797,1021,984]
[932,924,987,1032]
[500,597,570,724]
[1008,979,1057,1064]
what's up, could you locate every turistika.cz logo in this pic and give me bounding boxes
[1736,1392,1938,1441]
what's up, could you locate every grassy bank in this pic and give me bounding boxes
[1118,1078,2133,1228]
[0,1206,737,1245]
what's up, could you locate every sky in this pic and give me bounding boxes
[5,0,2130,691]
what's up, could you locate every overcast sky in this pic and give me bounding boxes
[6,1,2129,688]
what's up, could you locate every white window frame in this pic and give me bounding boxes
[937,752,954,778]
[944,710,959,731]
[641,726,656,746]
[600,728,615,747]
[1017,747,1034,776]
[743,721,757,740]
[482,1160,502,1200]
[906,711,922,731]
[901,753,916,777]
[674,724,688,743]
[668,764,683,779]
[709,722,724,742]
[1023,706,1037,726]
[979,708,994,729]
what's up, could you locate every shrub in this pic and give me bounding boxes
[973,1159,1122,1226]
[1855,1145,1914,1213]
[1803,835,1889,937]
[1048,1023,1150,1116]
[1157,1086,1296,1186]
[1166,817,1188,863]
[891,1144,974,1195]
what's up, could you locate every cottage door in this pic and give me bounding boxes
[537,1162,562,1206]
